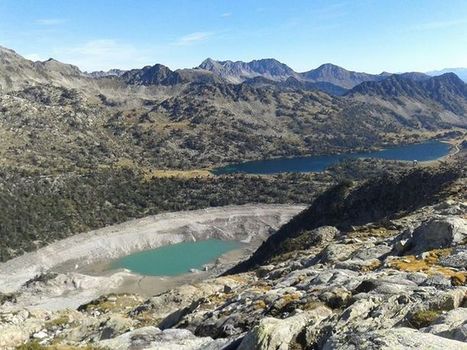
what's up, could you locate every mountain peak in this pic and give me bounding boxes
[121,63,182,85]
[315,63,344,71]
[199,58,222,70]
[36,58,83,76]
[301,64,384,89]
[434,72,465,83]
[198,58,296,83]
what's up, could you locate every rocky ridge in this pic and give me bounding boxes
[197,59,388,89]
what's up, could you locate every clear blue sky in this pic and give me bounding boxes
[1,0,466,73]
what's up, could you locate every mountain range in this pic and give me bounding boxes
[94,58,467,92]
[0,45,466,174]
[2,44,465,93]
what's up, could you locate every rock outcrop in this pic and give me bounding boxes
[402,216,467,254]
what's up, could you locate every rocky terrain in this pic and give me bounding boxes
[197,59,387,89]
[1,163,466,349]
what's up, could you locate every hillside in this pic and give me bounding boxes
[2,2,467,349]
[0,45,466,263]
[347,73,467,129]
[228,163,465,273]
[0,46,466,175]
[0,46,87,91]
[1,161,466,349]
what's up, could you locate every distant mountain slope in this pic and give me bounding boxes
[3,44,457,96]
[0,46,85,91]
[428,68,467,82]
[300,63,385,89]
[121,64,182,85]
[396,72,431,81]
[198,58,298,83]
[348,73,467,117]
[279,77,349,96]
[241,76,348,95]
[198,59,392,90]
[85,69,127,78]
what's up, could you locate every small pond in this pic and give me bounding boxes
[112,239,241,276]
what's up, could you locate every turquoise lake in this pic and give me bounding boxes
[113,239,241,276]
[212,141,451,175]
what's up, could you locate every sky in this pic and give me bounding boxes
[0,0,466,73]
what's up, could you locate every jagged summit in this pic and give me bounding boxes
[121,63,181,85]
[198,57,297,83]
[3,44,462,93]
[198,57,220,68]
[198,58,391,89]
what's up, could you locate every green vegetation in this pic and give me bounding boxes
[0,167,324,262]
[16,342,44,350]
[0,156,447,262]
[408,310,441,329]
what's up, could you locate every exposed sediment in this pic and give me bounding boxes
[0,204,304,307]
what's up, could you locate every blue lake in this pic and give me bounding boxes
[113,239,241,276]
[212,141,451,175]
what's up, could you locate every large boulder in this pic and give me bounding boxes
[403,217,467,254]
[238,306,331,350]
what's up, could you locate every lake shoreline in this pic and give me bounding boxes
[212,139,453,175]
[0,204,305,311]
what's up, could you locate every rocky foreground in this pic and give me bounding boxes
[1,166,467,349]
